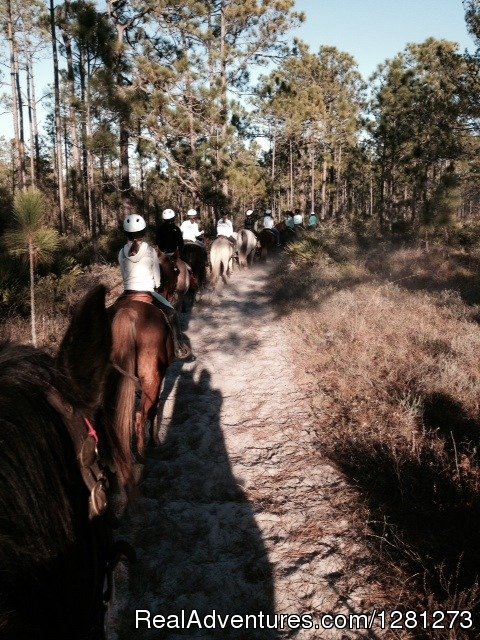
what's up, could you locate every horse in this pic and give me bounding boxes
[0,285,127,640]
[157,248,192,313]
[258,228,277,261]
[108,293,175,462]
[276,220,297,246]
[182,241,208,294]
[237,228,257,268]
[210,236,235,288]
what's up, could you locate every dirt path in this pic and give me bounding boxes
[111,262,386,640]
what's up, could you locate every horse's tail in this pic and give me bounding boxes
[210,243,223,288]
[238,229,248,268]
[109,306,137,489]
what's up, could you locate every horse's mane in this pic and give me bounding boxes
[0,342,97,638]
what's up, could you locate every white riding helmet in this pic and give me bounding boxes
[265,209,272,216]
[187,209,198,217]
[246,209,254,216]
[162,208,175,220]
[293,214,303,225]
[123,214,146,232]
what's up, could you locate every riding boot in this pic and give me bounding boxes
[155,302,195,361]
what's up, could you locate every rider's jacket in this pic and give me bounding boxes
[119,241,160,292]
[217,219,234,237]
[180,220,202,242]
[156,222,184,253]
[244,216,256,231]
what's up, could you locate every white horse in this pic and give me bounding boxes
[237,229,258,269]
[210,236,235,288]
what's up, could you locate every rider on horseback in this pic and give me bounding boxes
[263,209,280,246]
[180,209,205,248]
[119,214,194,361]
[155,208,184,254]
[244,209,257,232]
[216,212,236,246]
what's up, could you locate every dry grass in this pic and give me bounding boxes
[273,239,480,638]
[1,264,120,354]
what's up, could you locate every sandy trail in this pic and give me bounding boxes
[111,262,384,640]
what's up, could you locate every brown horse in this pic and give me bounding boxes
[258,228,277,261]
[0,286,129,639]
[108,294,175,468]
[157,248,191,312]
[181,241,208,293]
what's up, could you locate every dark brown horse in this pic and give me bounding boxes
[157,248,191,312]
[181,241,207,293]
[258,228,277,261]
[0,286,127,640]
[108,294,175,466]
[276,220,296,245]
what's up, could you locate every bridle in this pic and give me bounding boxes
[47,387,108,519]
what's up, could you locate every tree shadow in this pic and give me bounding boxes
[423,392,480,456]
[114,367,278,639]
[330,437,480,623]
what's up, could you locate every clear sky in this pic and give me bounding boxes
[293,0,476,79]
[0,0,476,140]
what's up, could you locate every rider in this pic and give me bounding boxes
[293,212,305,233]
[285,211,295,229]
[244,209,256,232]
[216,212,236,245]
[119,214,194,361]
[308,211,318,228]
[180,209,205,247]
[155,208,184,254]
[263,209,280,246]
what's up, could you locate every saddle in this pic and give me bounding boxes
[119,291,154,305]
[263,228,276,237]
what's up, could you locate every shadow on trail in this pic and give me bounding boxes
[115,366,278,640]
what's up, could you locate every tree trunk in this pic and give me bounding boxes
[79,46,92,231]
[25,49,36,186]
[220,1,229,197]
[289,139,294,209]
[50,0,66,232]
[28,48,41,185]
[85,55,97,236]
[61,3,85,219]
[29,239,37,347]
[310,142,315,213]
[321,156,327,220]
[7,0,26,190]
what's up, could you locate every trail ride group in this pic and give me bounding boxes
[0,204,315,639]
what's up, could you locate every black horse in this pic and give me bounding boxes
[181,241,208,295]
[0,286,126,640]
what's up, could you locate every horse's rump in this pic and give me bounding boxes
[258,228,276,261]
[182,242,207,290]
[237,229,257,268]
[108,297,174,466]
[210,236,234,287]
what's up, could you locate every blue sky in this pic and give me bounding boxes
[293,0,475,79]
[0,0,476,140]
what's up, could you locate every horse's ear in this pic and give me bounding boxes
[55,285,112,411]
